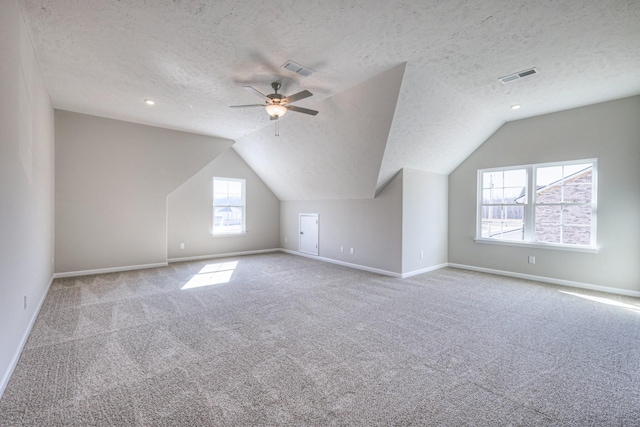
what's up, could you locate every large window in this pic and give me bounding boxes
[213,177,245,235]
[477,160,597,249]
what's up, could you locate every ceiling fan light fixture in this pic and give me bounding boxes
[265,103,287,118]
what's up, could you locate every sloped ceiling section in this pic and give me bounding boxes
[377,66,505,189]
[233,63,406,201]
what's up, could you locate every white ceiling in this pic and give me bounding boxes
[19,0,640,200]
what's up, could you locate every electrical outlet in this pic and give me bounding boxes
[340,246,344,253]
[285,237,288,243]
[528,256,536,264]
[180,243,185,250]
[350,248,354,254]
[420,251,424,259]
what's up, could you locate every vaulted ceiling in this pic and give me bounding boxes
[18,0,640,200]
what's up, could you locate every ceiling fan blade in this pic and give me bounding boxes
[285,105,319,116]
[243,85,269,101]
[282,90,313,104]
[230,104,265,108]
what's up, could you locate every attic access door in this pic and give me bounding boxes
[299,213,319,256]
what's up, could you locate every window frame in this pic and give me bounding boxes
[212,177,246,236]
[475,159,598,252]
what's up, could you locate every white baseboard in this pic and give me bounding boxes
[401,263,449,278]
[279,249,403,278]
[0,274,54,399]
[53,262,168,279]
[448,263,640,298]
[168,248,279,263]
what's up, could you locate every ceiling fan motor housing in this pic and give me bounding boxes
[268,83,284,102]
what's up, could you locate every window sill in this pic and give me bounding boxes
[212,232,247,237]
[474,238,599,253]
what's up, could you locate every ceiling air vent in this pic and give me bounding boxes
[281,60,314,77]
[498,67,539,84]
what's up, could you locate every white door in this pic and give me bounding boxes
[299,214,319,256]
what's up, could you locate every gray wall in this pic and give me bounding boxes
[167,148,280,259]
[449,96,640,294]
[0,0,55,394]
[280,171,403,274]
[402,168,448,274]
[55,111,233,273]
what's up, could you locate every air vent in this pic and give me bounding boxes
[281,60,314,77]
[498,67,539,84]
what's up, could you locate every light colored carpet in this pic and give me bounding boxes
[1,252,639,426]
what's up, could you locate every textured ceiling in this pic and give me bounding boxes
[18,0,640,200]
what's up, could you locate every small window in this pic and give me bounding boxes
[477,160,597,249]
[213,177,245,235]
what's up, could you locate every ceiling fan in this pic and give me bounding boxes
[230,82,319,120]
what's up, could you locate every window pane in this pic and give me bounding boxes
[215,206,233,217]
[214,207,243,233]
[536,184,562,203]
[536,224,561,243]
[488,222,501,238]
[482,190,514,204]
[562,225,590,245]
[228,180,242,193]
[228,193,243,205]
[481,206,502,221]
[562,205,591,226]
[505,205,524,220]
[214,195,229,206]
[481,205,524,240]
[481,221,491,238]
[504,169,526,187]
[489,188,504,203]
[481,206,490,220]
[213,180,228,194]
[502,220,524,240]
[483,171,503,188]
[536,166,563,187]
[536,205,561,224]
[564,163,592,180]
[563,184,592,203]
[482,190,491,204]
[504,187,524,202]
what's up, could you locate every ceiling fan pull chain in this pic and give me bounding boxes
[275,119,279,137]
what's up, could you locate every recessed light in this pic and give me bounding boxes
[145,99,155,106]
[511,104,521,110]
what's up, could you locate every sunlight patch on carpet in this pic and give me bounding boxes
[560,290,640,314]
[181,261,238,290]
